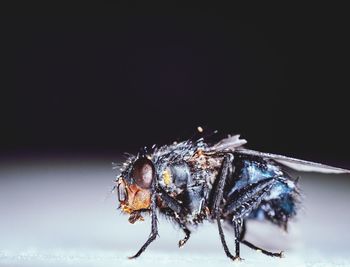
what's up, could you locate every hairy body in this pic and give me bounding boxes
[115,134,349,260]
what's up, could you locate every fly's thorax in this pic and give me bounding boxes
[187,150,224,186]
[159,161,192,192]
[157,154,223,223]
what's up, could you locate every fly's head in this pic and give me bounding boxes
[116,155,154,224]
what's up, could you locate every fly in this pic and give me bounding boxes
[114,132,349,261]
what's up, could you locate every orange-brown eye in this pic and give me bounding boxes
[131,158,154,189]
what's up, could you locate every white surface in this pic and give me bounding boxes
[0,156,350,267]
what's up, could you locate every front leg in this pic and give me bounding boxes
[157,186,191,248]
[129,178,158,259]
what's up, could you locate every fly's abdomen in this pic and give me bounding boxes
[249,178,299,230]
[224,155,299,229]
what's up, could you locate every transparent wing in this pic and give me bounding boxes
[236,148,350,174]
[210,134,247,151]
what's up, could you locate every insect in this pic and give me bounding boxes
[114,133,349,261]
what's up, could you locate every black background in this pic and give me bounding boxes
[1,4,349,163]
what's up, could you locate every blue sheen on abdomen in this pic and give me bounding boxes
[228,160,282,196]
[229,157,297,223]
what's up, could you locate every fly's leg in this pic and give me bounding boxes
[239,220,283,258]
[218,218,242,261]
[223,178,275,218]
[177,222,191,248]
[129,176,158,259]
[217,217,236,260]
[221,174,277,260]
[157,186,187,215]
[224,178,283,258]
[210,153,234,218]
[211,154,242,261]
[233,219,242,261]
[240,237,283,257]
[240,219,246,239]
[157,186,191,248]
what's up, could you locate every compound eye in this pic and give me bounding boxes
[131,158,154,189]
[117,179,127,202]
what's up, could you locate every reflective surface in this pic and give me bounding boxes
[1,155,349,266]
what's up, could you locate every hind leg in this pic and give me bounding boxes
[225,176,284,258]
[239,220,283,258]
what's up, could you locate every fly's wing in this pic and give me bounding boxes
[210,134,247,151]
[236,148,350,174]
